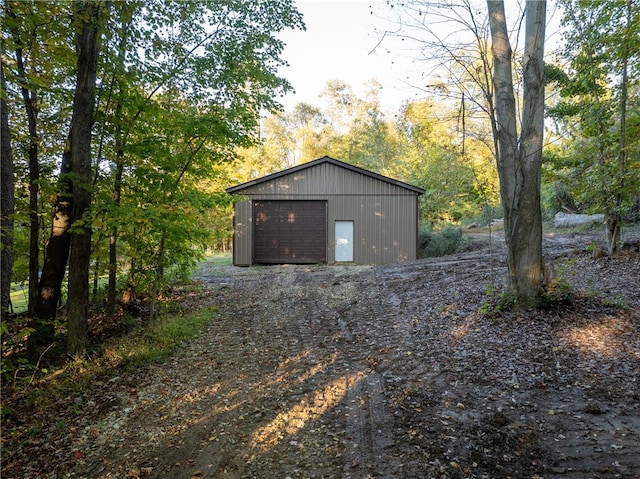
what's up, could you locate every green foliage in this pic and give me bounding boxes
[539,276,575,309]
[479,285,517,316]
[100,308,214,368]
[481,271,576,315]
[0,323,55,385]
[547,0,640,231]
[418,225,468,258]
[1,356,37,385]
[540,181,581,221]
[600,294,629,311]
[4,0,305,327]
[397,100,497,225]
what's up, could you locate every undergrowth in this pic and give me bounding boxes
[95,307,214,371]
[480,276,576,316]
[418,225,469,258]
[1,306,216,408]
[479,272,631,317]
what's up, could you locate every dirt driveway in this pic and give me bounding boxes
[67,233,640,479]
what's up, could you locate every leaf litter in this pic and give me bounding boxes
[2,229,640,478]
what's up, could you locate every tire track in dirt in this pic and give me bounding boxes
[339,266,401,479]
[65,241,640,479]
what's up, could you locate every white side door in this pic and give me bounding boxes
[334,221,354,262]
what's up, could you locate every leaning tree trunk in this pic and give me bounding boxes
[30,137,73,357]
[487,0,546,305]
[1,62,15,321]
[66,0,103,355]
[34,141,73,321]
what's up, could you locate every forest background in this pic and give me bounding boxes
[1,0,638,360]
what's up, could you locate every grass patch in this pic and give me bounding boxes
[9,285,28,314]
[2,305,216,404]
[204,251,233,266]
[196,251,233,277]
[100,308,214,369]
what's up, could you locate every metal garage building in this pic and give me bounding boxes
[225,156,424,266]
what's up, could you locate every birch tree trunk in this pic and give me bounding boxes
[487,0,546,305]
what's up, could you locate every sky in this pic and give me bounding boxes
[276,0,565,114]
[277,0,422,113]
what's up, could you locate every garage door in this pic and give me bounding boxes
[253,200,327,264]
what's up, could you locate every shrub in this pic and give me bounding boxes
[418,226,468,258]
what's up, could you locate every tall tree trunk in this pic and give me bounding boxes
[607,0,631,256]
[26,100,40,315]
[106,9,132,316]
[12,47,42,316]
[6,1,43,329]
[107,154,123,315]
[17,71,70,355]
[107,82,125,317]
[66,0,103,355]
[1,62,15,321]
[29,138,72,353]
[487,0,546,305]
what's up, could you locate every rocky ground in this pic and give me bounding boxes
[2,228,640,478]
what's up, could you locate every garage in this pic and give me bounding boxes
[226,156,424,266]
[253,200,327,264]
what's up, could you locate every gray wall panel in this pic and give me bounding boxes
[232,199,252,266]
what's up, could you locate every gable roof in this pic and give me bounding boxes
[226,156,424,195]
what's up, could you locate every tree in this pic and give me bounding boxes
[396,99,496,224]
[3,2,76,354]
[98,0,304,306]
[382,0,547,304]
[5,3,39,315]
[4,0,304,354]
[487,0,546,303]
[4,2,72,318]
[1,62,15,321]
[549,0,639,255]
[317,80,402,173]
[65,0,105,355]
[249,103,331,169]
[103,2,137,315]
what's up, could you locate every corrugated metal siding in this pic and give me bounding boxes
[231,162,420,265]
[232,199,252,266]
[233,163,417,198]
[328,195,417,264]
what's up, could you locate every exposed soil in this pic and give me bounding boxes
[3,229,640,479]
